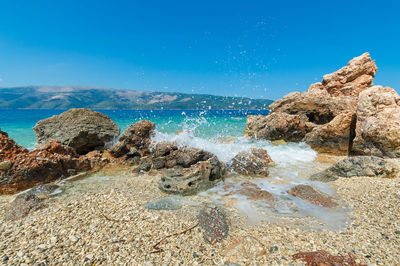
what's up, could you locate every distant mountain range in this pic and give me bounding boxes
[0,86,273,110]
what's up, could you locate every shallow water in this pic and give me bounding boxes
[1,109,350,230]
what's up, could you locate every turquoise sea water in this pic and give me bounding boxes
[0,109,268,149]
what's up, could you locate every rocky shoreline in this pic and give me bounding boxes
[1,52,400,265]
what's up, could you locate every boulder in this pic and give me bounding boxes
[33,108,120,155]
[245,53,376,156]
[351,86,400,157]
[310,156,400,182]
[229,148,273,177]
[159,156,225,195]
[109,120,155,158]
[288,185,337,208]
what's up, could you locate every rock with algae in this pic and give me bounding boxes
[145,196,182,210]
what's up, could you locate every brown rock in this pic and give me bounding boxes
[238,181,274,201]
[229,148,273,177]
[288,185,337,208]
[321,52,377,97]
[0,130,28,160]
[110,120,155,158]
[305,112,356,155]
[352,86,400,157]
[4,192,44,220]
[197,206,229,244]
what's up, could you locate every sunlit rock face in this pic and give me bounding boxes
[246,53,380,156]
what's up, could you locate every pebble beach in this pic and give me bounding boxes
[1,166,399,265]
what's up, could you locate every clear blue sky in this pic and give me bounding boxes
[0,0,399,99]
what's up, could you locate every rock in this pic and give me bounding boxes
[159,156,225,195]
[305,112,356,155]
[4,192,43,220]
[145,196,182,210]
[229,148,273,177]
[245,53,376,156]
[27,184,60,199]
[245,112,306,141]
[0,130,29,160]
[110,120,155,158]
[288,185,337,208]
[229,181,274,201]
[0,139,105,194]
[197,206,229,244]
[33,108,120,155]
[0,160,12,171]
[224,236,266,262]
[321,52,377,97]
[310,156,400,182]
[292,250,363,266]
[352,86,400,157]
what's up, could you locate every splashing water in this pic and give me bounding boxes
[153,116,351,230]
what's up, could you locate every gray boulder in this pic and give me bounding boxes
[33,108,120,154]
[310,156,400,182]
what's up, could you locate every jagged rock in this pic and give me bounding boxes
[4,192,44,220]
[310,156,400,182]
[288,185,337,208]
[159,156,225,195]
[0,130,29,160]
[109,120,155,158]
[245,53,376,156]
[352,86,400,157]
[321,52,377,97]
[305,112,356,155]
[33,108,120,155]
[145,196,182,210]
[246,112,306,141]
[197,206,229,244]
[0,139,107,194]
[229,148,273,177]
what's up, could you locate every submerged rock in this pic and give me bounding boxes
[34,108,120,155]
[197,206,229,244]
[145,196,182,210]
[229,148,273,177]
[310,156,400,182]
[288,184,337,208]
[28,184,60,199]
[4,192,44,220]
[224,236,266,262]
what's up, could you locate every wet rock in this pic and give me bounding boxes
[110,120,155,158]
[292,250,364,266]
[352,86,400,157]
[288,185,338,208]
[145,196,182,210]
[224,236,266,262]
[229,148,273,177]
[310,156,400,182]
[33,108,120,155]
[237,181,274,201]
[27,184,60,199]
[197,206,229,244]
[4,192,44,220]
[245,53,376,156]
[159,156,225,195]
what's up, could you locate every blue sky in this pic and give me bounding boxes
[0,0,399,99]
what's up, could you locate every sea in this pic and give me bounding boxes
[0,109,350,230]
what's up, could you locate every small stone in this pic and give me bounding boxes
[269,246,279,253]
[395,230,400,235]
[17,251,24,257]
[69,235,78,243]
[145,196,182,210]
[2,255,9,262]
[193,252,199,258]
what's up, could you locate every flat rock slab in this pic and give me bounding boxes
[197,206,229,244]
[145,196,182,210]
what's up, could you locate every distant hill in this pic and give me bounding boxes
[0,86,273,110]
